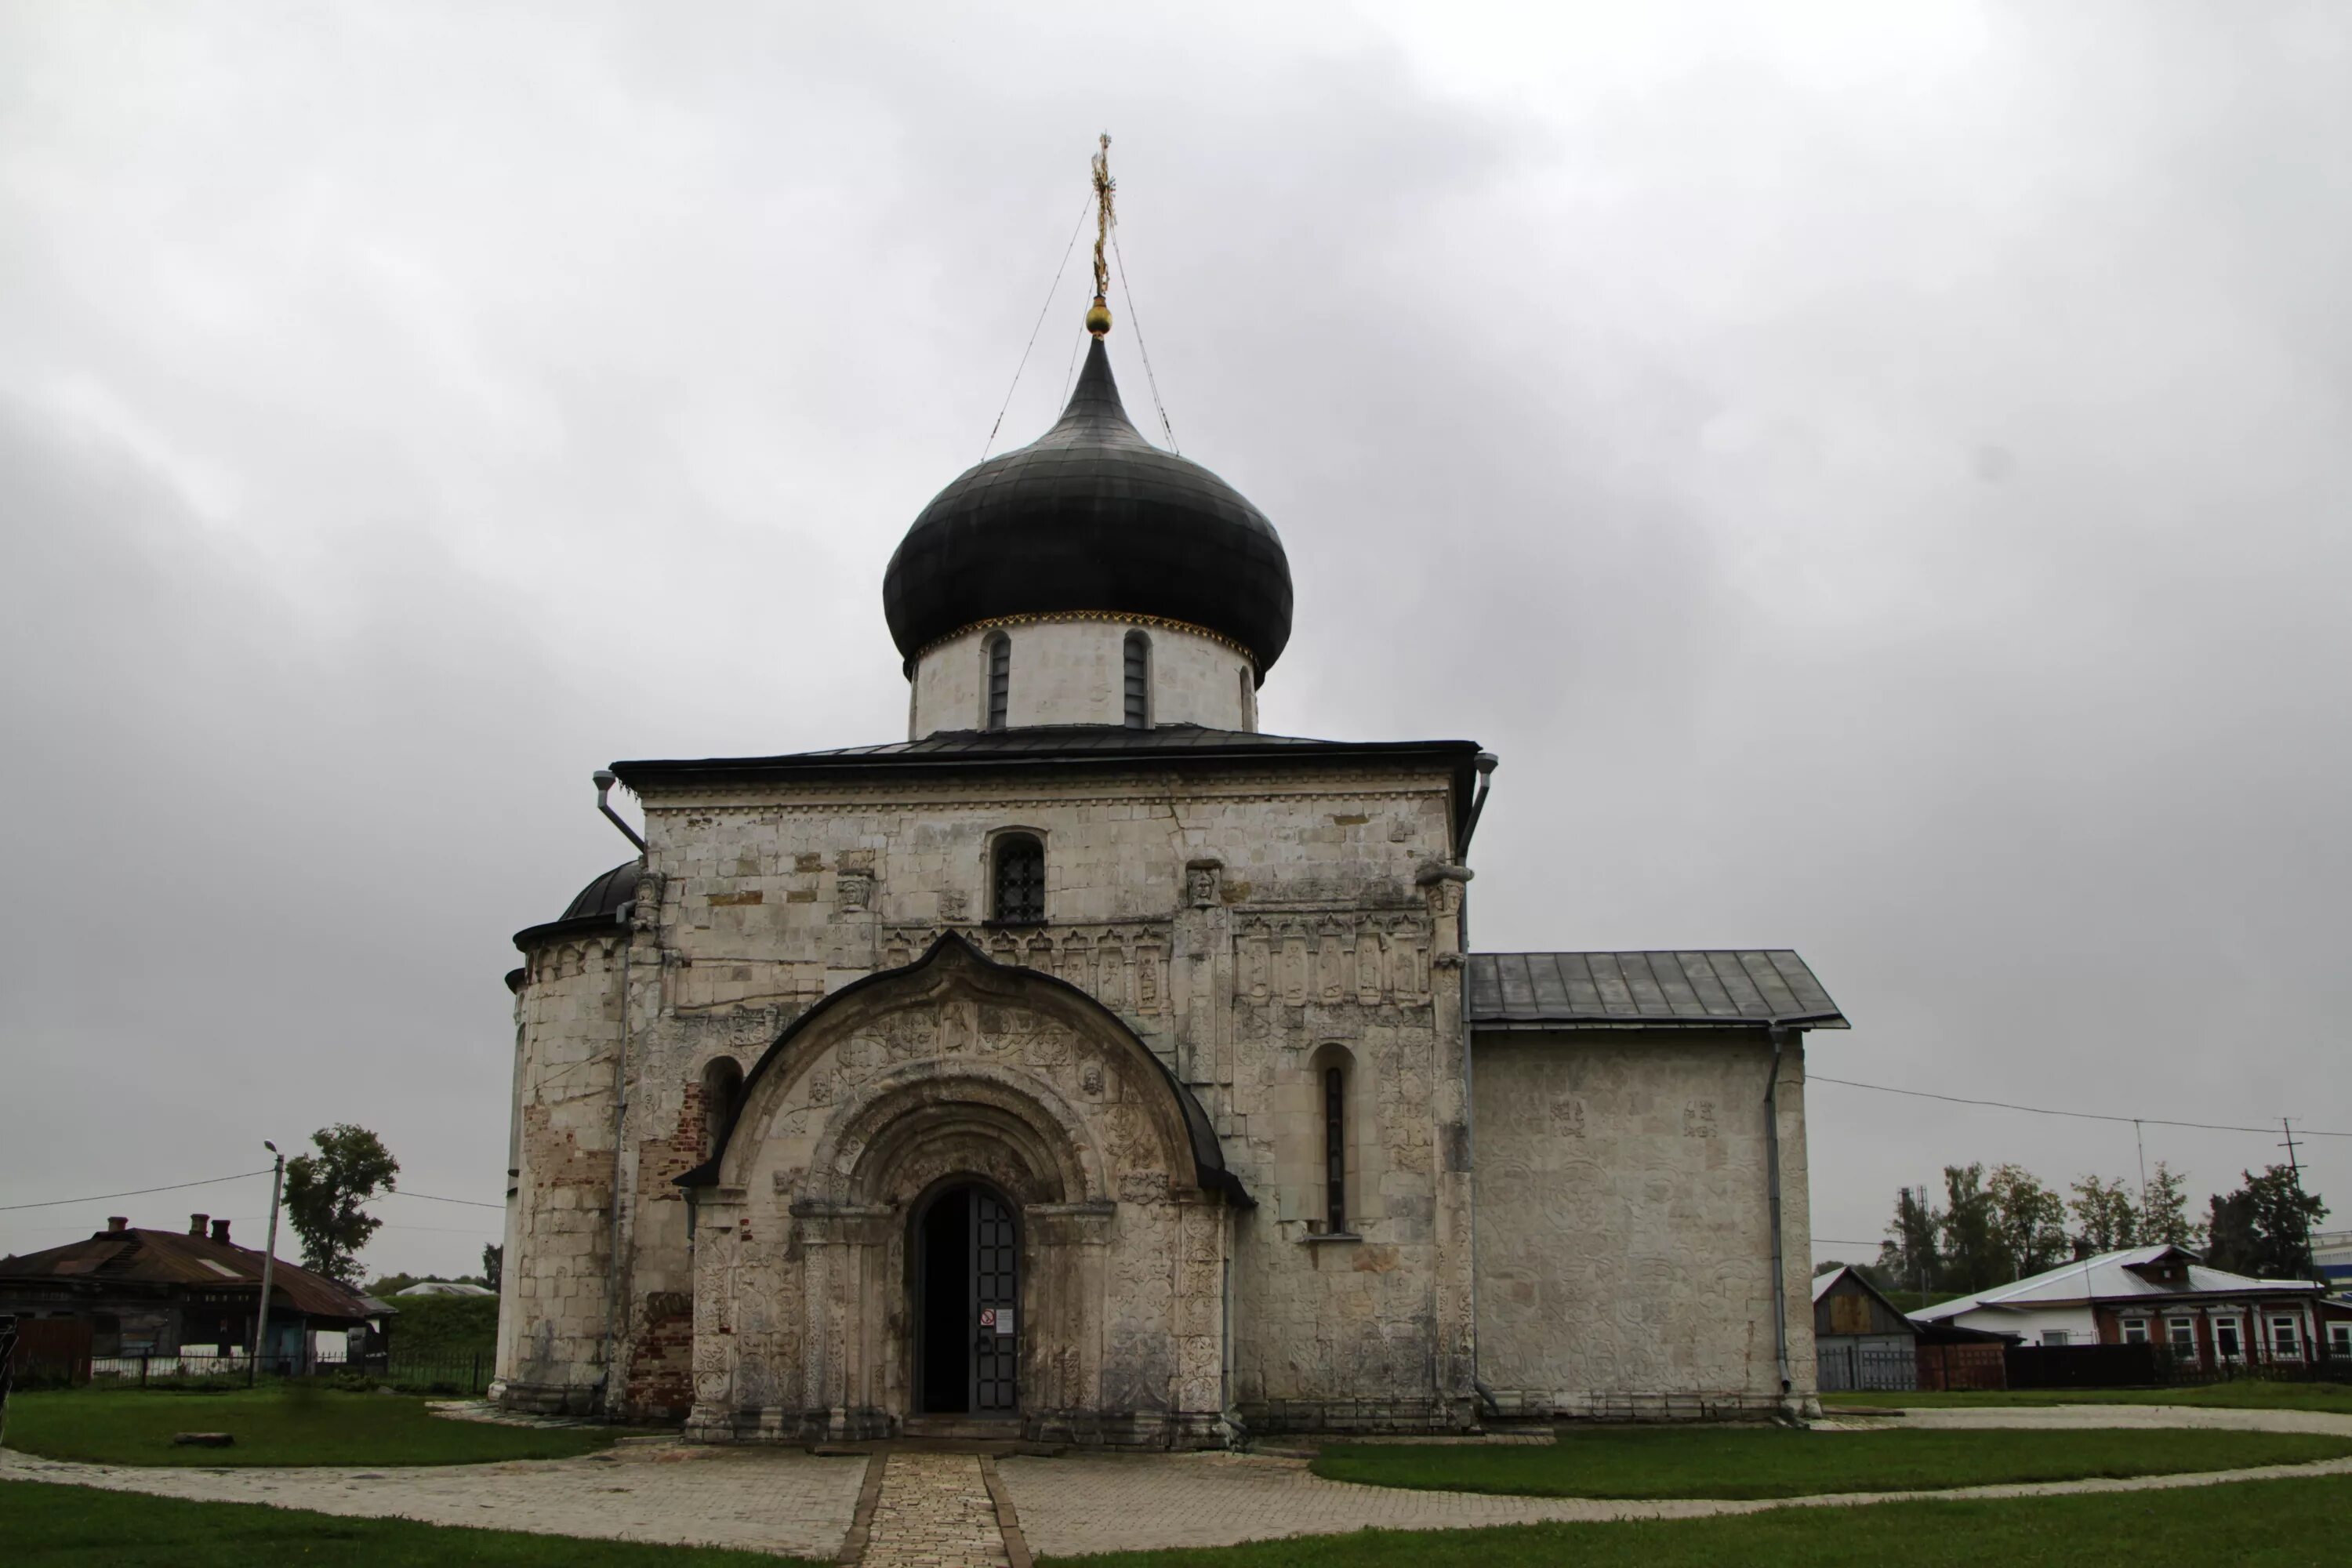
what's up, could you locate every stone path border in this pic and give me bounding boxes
[978,1455,1033,1568]
[3,1404,2348,1560]
[837,1454,887,1566]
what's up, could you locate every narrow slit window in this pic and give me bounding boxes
[985,633,1011,731]
[1123,631,1151,728]
[1324,1065,1348,1234]
[699,1056,743,1160]
[993,834,1044,924]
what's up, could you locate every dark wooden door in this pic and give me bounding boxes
[971,1189,1018,1413]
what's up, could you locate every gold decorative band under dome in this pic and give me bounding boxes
[909,611,1258,670]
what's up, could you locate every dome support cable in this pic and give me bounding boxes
[981,190,1093,463]
[1110,224,1179,454]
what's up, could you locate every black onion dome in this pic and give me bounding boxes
[884,338,1293,677]
[511,859,641,953]
[558,862,642,922]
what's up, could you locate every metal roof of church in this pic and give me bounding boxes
[1466,949,1847,1029]
[612,726,1482,787]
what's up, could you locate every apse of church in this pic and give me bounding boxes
[496,146,1846,1443]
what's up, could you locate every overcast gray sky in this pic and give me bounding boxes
[4,2,2347,1283]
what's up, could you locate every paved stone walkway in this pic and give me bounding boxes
[0,1443,867,1560]
[996,1406,2352,1557]
[859,1453,1012,1568]
[4,1404,2348,1559]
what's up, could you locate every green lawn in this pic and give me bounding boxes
[1041,1472,2352,1566]
[1823,1381,2352,1417]
[1,1388,640,1466]
[1309,1425,2352,1500]
[0,1481,818,1567]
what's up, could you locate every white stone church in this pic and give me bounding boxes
[494,301,1846,1444]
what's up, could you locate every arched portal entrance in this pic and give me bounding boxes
[678,933,1249,1446]
[914,1181,1019,1415]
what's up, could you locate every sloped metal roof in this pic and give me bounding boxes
[1914,1246,2327,1321]
[1466,950,1847,1029]
[0,1228,383,1323]
[612,724,1481,781]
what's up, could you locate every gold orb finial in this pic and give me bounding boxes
[1087,296,1112,337]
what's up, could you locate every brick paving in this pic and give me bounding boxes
[3,1404,2348,1560]
[858,1452,1011,1568]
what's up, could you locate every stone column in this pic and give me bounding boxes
[1420,864,1477,1422]
[791,1199,892,1438]
[684,1188,746,1441]
[1027,1200,1113,1436]
[1170,1198,1233,1444]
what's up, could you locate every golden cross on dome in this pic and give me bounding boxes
[1087,133,1115,337]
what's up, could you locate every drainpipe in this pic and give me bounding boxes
[1759,1013,1842,1419]
[594,769,647,852]
[1763,1025,1792,1413]
[593,770,645,1421]
[1457,754,1499,1420]
[601,902,634,1420]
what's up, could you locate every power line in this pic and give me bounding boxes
[0,1174,501,1215]
[1807,1073,2351,1140]
[386,1190,503,1210]
[0,1168,272,1212]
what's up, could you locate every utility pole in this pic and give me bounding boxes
[2133,1120,2148,1215]
[249,1143,286,1386]
[2281,1119,2316,1280]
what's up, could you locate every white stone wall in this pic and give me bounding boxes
[909,618,1254,735]
[503,753,1477,1432]
[494,931,631,1414]
[500,754,1818,1436]
[1469,1028,1817,1419]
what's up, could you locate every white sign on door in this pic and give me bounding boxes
[993,1308,1014,1337]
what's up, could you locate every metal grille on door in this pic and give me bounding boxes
[972,1190,1018,1413]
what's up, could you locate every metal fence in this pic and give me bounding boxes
[9,1348,495,1395]
[1818,1343,1918,1392]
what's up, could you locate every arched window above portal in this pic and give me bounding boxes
[991,833,1045,925]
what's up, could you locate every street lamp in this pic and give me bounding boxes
[249,1142,286,1386]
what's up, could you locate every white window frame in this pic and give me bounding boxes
[2270,1314,2302,1357]
[2042,1330,2070,1347]
[2328,1322,2350,1358]
[2213,1315,2245,1361]
[2120,1317,2149,1345]
[2165,1316,2195,1352]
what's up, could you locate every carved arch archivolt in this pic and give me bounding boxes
[694,931,1226,1205]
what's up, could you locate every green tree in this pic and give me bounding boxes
[481,1243,503,1292]
[2207,1188,2259,1275]
[1938,1163,2005,1294]
[2068,1174,2140,1254]
[283,1124,400,1286]
[1991,1163,2070,1278]
[1877,1183,1943,1295]
[2139,1162,2201,1248]
[2210,1165,2328,1279]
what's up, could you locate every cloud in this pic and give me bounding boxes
[2,1,2347,1273]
